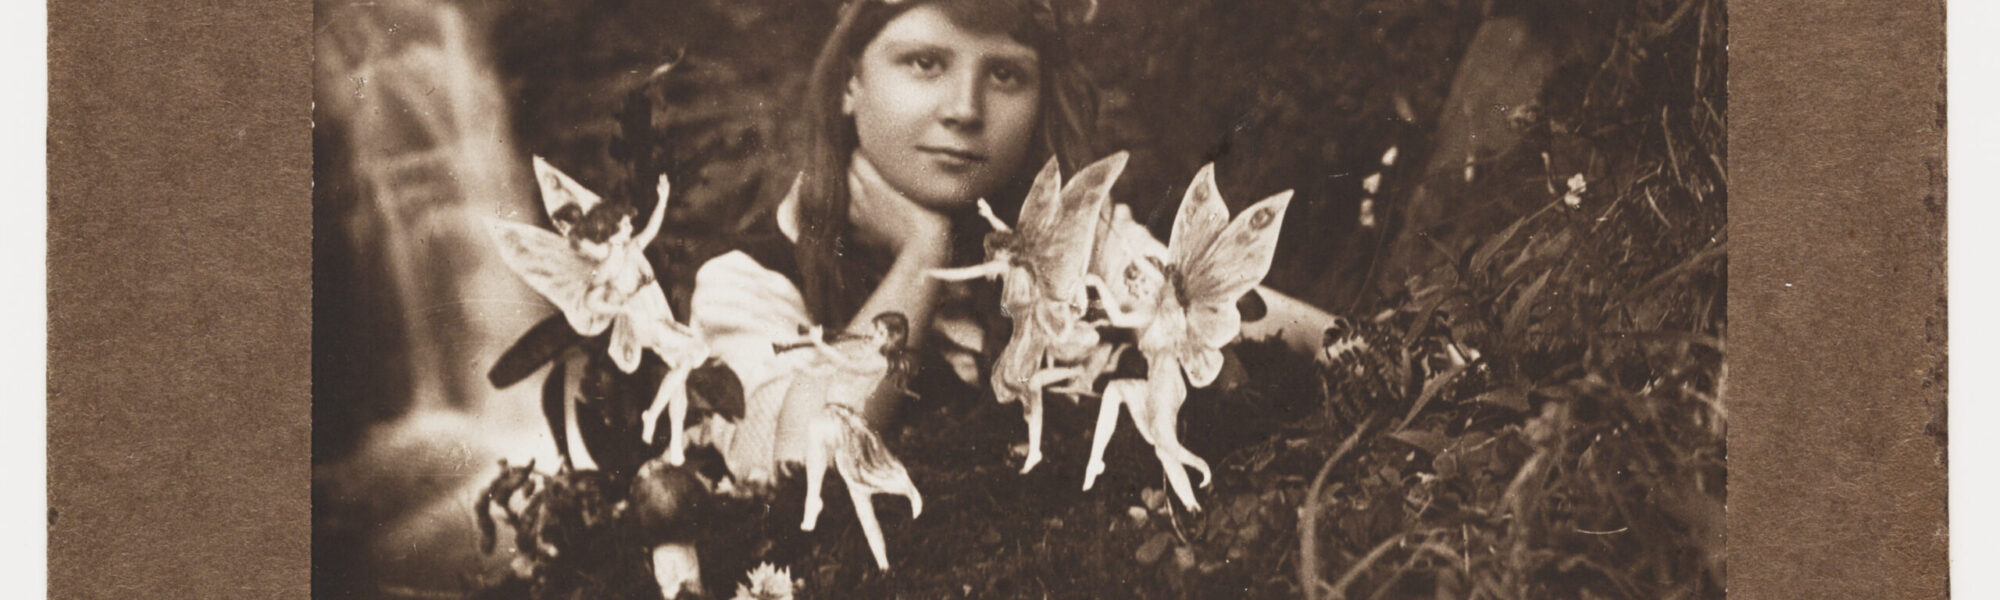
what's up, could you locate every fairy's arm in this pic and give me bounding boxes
[1086,274,1152,329]
[975,198,1012,233]
[805,328,846,360]
[926,260,1007,282]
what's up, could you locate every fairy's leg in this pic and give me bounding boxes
[801,417,832,531]
[665,368,690,465]
[1146,359,1203,511]
[1085,379,1138,491]
[1020,387,1045,474]
[642,365,694,464]
[1030,366,1087,397]
[1053,342,1123,396]
[845,475,892,570]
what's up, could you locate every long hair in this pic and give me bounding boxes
[794,0,1101,328]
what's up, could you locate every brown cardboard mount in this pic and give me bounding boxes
[1728,1,1947,597]
[46,0,1946,597]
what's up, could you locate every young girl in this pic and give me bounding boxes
[686,0,1100,465]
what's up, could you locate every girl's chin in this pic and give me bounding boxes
[905,184,987,213]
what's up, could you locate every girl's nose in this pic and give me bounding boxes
[938,71,984,131]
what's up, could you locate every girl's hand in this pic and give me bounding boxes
[842,152,957,426]
[847,152,954,258]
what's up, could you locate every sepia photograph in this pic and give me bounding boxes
[310,0,1727,597]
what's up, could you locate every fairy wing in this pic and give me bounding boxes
[1017,152,1130,303]
[1162,164,1295,386]
[532,156,603,234]
[1009,157,1066,245]
[1177,189,1293,321]
[1166,164,1230,276]
[490,219,617,336]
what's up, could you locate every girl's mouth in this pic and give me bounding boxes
[920,146,988,167]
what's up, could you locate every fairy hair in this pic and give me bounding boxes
[871,311,918,396]
[794,0,1101,328]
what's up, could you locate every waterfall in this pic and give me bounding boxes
[315,0,568,593]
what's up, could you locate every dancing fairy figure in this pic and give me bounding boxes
[1085,163,1293,511]
[488,156,710,465]
[929,151,1129,473]
[780,312,924,571]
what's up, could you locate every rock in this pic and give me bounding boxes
[629,457,708,544]
[1136,532,1175,565]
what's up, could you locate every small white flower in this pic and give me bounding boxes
[1360,172,1382,195]
[1380,146,1399,167]
[733,562,794,600]
[1358,198,1376,228]
[1562,173,1587,209]
[1463,154,1477,183]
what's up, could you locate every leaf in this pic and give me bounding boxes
[1136,532,1175,565]
[1503,270,1553,341]
[1212,346,1249,393]
[1469,386,1531,412]
[1469,210,1535,275]
[490,314,586,388]
[685,361,746,421]
[542,358,570,464]
[1387,429,1448,456]
[1502,228,1573,281]
[1399,362,1466,431]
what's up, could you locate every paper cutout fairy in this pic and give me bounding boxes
[686,239,924,570]
[1085,164,1293,510]
[487,156,710,465]
[780,313,924,571]
[928,151,1130,473]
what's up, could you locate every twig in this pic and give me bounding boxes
[1300,415,1381,600]
[1645,0,1703,41]
[1363,540,1461,600]
[1363,552,1420,600]
[1620,238,1729,307]
[1349,203,1399,314]
[1166,472,1191,546]
[1643,188,1672,229]
[1399,362,1467,431]
[1661,107,1685,187]
[1328,533,1404,600]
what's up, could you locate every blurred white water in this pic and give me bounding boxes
[315,0,571,593]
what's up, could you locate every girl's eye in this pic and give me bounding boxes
[905,54,943,74]
[990,64,1035,90]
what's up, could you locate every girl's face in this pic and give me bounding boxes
[845,4,1042,211]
